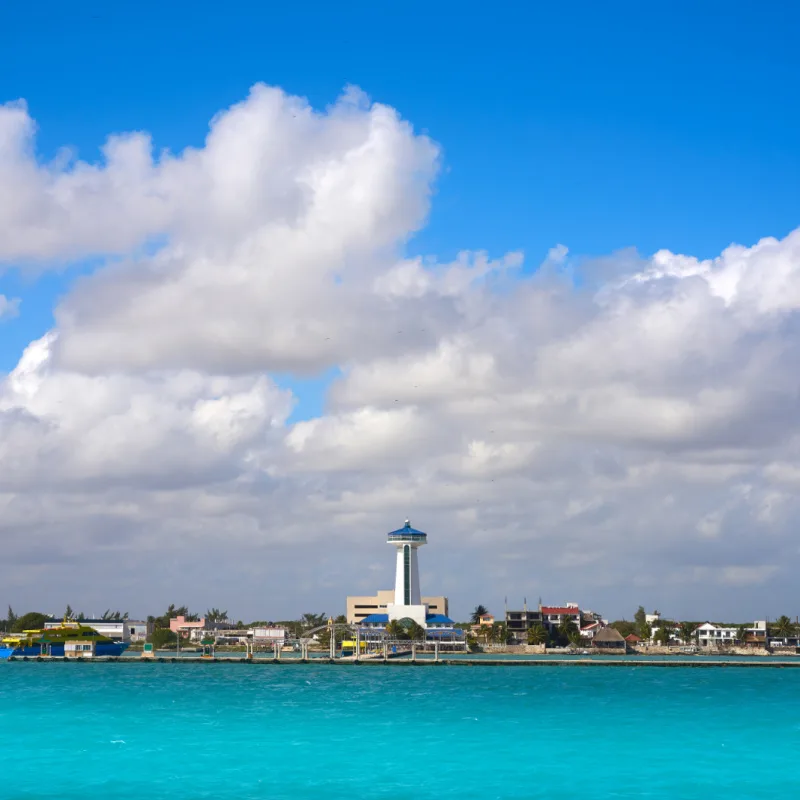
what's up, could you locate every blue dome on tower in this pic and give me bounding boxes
[387,519,428,543]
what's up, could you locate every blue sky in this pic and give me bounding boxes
[4,3,800,619]
[2,1,800,414]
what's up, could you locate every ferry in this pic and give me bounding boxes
[0,621,130,659]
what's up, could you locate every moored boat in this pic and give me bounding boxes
[0,621,130,659]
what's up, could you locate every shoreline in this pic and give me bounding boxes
[6,656,800,667]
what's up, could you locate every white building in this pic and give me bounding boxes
[249,627,288,646]
[44,619,152,642]
[695,623,737,647]
[386,519,429,627]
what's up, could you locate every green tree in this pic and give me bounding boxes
[634,606,646,629]
[772,616,797,638]
[527,623,548,645]
[478,624,493,644]
[678,622,697,645]
[149,628,178,649]
[407,621,426,641]
[653,626,671,646]
[385,620,407,640]
[64,604,74,620]
[4,605,18,631]
[491,622,510,644]
[205,608,228,624]
[557,616,578,646]
[609,620,636,638]
[301,613,327,631]
[153,605,195,629]
[471,605,489,624]
[12,612,50,632]
[100,610,128,620]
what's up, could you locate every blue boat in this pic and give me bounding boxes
[1,622,131,659]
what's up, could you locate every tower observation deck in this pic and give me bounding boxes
[386,519,428,626]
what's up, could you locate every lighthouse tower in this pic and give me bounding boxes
[386,519,429,627]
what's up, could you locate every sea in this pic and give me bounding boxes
[1,662,798,799]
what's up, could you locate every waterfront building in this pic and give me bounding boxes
[169,615,206,640]
[346,520,450,627]
[580,621,602,640]
[249,626,288,646]
[540,604,582,631]
[592,627,626,650]
[347,590,449,625]
[347,519,465,649]
[504,606,542,643]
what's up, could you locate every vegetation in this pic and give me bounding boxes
[385,619,406,640]
[300,612,328,631]
[770,616,797,639]
[609,620,637,638]
[149,628,178,649]
[653,626,671,646]
[150,605,199,630]
[678,621,697,644]
[470,605,488,624]
[527,623,548,645]
[553,616,579,647]
[11,612,49,632]
[1,606,18,632]
[205,608,228,624]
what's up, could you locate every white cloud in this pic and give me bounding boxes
[2,84,800,621]
[0,295,19,320]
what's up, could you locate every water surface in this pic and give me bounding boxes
[1,662,798,798]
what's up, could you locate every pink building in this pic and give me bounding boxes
[169,616,206,638]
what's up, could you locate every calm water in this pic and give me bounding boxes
[1,663,799,799]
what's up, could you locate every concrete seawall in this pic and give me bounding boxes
[6,656,800,667]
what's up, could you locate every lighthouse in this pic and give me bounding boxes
[386,519,429,627]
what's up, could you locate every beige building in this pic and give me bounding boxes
[347,590,449,625]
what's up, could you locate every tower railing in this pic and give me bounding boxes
[387,532,427,543]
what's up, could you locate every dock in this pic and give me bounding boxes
[6,655,800,667]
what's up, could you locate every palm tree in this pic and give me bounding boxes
[385,620,406,640]
[406,621,426,641]
[527,623,548,645]
[478,624,493,644]
[205,608,228,624]
[301,612,327,630]
[492,622,509,644]
[558,616,578,646]
[471,605,489,624]
[772,615,797,639]
[678,621,696,645]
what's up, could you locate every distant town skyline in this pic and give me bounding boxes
[2,4,800,621]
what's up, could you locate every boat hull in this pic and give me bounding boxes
[0,642,130,659]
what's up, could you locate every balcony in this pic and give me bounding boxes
[387,532,427,543]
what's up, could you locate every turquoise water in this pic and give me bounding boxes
[2,663,799,799]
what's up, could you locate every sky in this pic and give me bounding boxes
[1,2,800,623]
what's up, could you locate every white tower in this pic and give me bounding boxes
[386,519,428,627]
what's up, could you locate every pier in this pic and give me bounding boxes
[7,655,800,667]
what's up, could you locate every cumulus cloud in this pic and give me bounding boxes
[2,84,800,621]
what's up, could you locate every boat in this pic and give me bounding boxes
[0,621,130,659]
